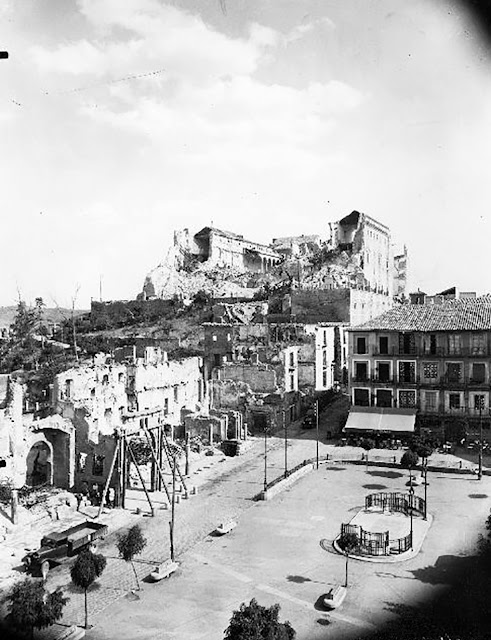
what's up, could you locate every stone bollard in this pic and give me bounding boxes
[175,495,181,504]
[183,491,189,500]
[192,486,198,495]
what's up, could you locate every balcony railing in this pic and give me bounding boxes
[356,346,489,358]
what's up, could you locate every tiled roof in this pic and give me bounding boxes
[351,296,491,332]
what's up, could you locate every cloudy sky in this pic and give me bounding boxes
[0,0,490,307]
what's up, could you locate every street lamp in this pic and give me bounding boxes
[422,460,428,521]
[283,409,288,479]
[409,482,414,550]
[315,398,319,469]
[478,396,484,480]
[263,424,268,492]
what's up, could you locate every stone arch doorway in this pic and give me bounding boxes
[26,441,53,487]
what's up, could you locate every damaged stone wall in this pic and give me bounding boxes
[0,378,74,490]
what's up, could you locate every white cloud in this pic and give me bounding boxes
[30,0,269,82]
[284,16,335,44]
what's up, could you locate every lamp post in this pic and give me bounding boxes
[478,397,484,480]
[315,398,319,469]
[263,424,268,492]
[422,460,428,521]
[409,480,414,550]
[283,409,288,479]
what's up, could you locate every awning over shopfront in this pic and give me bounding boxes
[344,408,416,433]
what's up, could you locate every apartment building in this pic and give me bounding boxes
[347,296,491,438]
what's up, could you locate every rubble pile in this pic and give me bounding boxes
[142,239,367,302]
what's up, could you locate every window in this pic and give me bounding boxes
[425,391,437,411]
[423,363,438,379]
[354,362,368,381]
[472,363,486,383]
[379,336,388,355]
[472,334,486,356]
[449,393,461,409]
[376,389,392,408]
[448,334,461,356]
[323,330,327,346]
[92,455,105,477]
[322,350,327,366]
[354,388,370,406]
[289,352,294,367]
[399,390,416,408]
[356,337,367,354]
[428,335,437,355]
[118,373,124,383]
[399,333,415,355]
[164,398,169,416]
[322,369,328,387]
[174,386,179,403]
[290,373,295,390]
[474,394,485,411]
[398,361,415,383]
[214,354,221,367]
[377,362,390,382]
[64,379,73,399]
[446,362,462,383]
[212,335,217,342]
[227,333,231,342]
[102,374,109,386]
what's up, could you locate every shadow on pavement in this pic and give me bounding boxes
[286,575,312,584]
[468,493,488,499]
[363,484,388,490]
[410,555,476,585]
[313,594,331,613]
[367,470,404,479]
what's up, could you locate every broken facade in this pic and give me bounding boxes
[175,227,282,273]
[0,375,75,490]
[54,349,207,492]
[328,211,394,296]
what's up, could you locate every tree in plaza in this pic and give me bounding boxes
[361,438,376,471]
[224,598,296,640]
[7,578,68,639]
[70,548,106,629]
[410,438,435,476]
[338,531,359,588]
[116,524,147,591]
[401,449,420,484]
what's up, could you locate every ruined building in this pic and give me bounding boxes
[328,211,394,296]
[53,348,207,494]
[0,375,75,490]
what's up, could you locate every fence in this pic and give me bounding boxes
[340,522,413,556]
[365,491,426,517]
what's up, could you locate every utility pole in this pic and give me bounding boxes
[283,409,288,479]
[263,425,268,492]
[315,398,319,469]
[478,397,484,480]
[408,470,414,550]
[169,453,176,561]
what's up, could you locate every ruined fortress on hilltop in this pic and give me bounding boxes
[140,211,408,302]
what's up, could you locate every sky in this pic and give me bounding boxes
[0,0,490,307]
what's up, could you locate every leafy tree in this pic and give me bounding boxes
[116,525,147,591]
[361,438,376,471]
[338,531,359,587]
[224,598,295,640]
[7,578,67,639]
[70,549,106,629]
[401,450,419,484]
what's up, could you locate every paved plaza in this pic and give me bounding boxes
[2,422,491,639]
[83,452,491,640]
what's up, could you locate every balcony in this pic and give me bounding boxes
[364,346,489,358]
